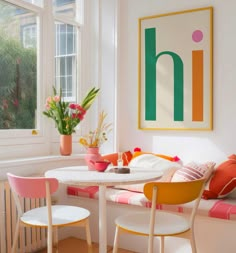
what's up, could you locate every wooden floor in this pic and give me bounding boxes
[36,237,135,253]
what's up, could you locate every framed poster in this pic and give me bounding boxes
[138,7,213,130]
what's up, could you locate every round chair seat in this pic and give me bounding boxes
[21,205,90,227]
[115,211,190,236]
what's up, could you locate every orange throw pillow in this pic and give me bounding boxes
[101,151,133,166]
[203,154,236,199]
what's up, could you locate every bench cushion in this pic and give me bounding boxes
[67,185,236,221]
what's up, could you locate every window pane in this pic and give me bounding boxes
[60,57,66,75]
[22,0,43,7]
[53,0,76,19]
[22,24,36,48]
[0,0,37,130]
[67,56,72,75]
[55,22,77,102]
[59,24,66,55]
[67,24,74,54]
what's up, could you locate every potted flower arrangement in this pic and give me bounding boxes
[79,111,112,170]
[43,86,99,155]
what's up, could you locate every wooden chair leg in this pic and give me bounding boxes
[112,226,120,253]
[190,231,197,253]
[85,220,93,253]
[53,227,59,253]
[11,220,20,253]
[148,234,154,253]
[160,236,164,253]
[47,226,53,253]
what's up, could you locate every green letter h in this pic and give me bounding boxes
[145,28,184,122]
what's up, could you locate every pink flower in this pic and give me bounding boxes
[69,103,77,110]
[71,113,77,119]
[12,99,19,107]
[43,86,99,135]
[77,113,84,120]
[46,96,52,103]
[76,105,86,115]
[45,103,50,110]
[71,112,84,121]
[53,95,60,102]
[69,104,86,118]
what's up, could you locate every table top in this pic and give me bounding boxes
[45,166,163,186]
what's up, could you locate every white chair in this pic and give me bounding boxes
[7,173,92,253]
[112,179,205,253]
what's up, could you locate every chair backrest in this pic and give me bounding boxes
[7,173,59,199]
[144,179,205,205]
[7,173,59,252]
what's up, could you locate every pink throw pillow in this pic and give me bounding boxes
[171,161,215,182]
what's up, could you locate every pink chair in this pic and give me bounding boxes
[7,173,92,253]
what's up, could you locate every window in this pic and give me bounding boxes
[0,0,85,158]
[21,22,78,101]
[0,0,81,131]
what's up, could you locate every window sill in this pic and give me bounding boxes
[0,154,85,166]
[0,154,86,180]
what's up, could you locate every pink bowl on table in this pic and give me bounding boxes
[90,160,111,172]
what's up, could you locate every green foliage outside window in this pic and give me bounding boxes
[0,33,37,129]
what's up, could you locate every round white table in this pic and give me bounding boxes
[45,166,163,253]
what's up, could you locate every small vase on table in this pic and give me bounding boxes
[85,147,102,170]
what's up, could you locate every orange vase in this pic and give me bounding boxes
[60,135,72,156]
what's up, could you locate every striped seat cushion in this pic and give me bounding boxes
[67,186,236,221]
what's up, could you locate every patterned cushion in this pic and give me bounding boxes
[67,185,236,221]
[171,161,215,182]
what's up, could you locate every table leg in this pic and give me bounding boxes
[99,185,107,253]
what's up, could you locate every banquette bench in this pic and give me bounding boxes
[65,184,236,253]
[62,151,236,253]
[67,185,236,221]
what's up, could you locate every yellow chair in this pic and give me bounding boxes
[112,179,205,253]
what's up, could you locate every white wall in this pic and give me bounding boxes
[117,0,236,162]
[98,0,118,154]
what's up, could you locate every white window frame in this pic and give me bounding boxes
[0,0,87,158]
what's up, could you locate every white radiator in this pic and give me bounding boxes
[0,180,47,253]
